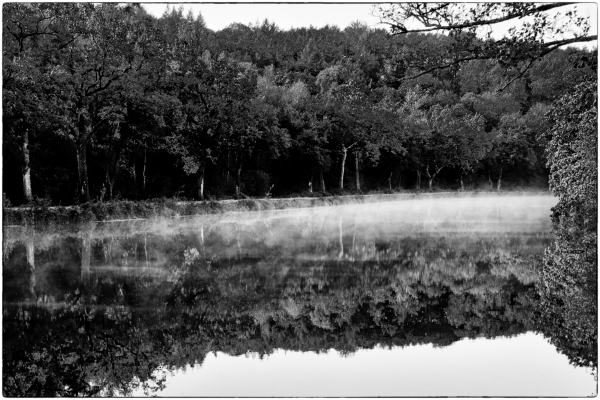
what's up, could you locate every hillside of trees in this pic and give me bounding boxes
[3,4,597,206]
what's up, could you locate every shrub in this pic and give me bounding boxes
[243,170,271,197]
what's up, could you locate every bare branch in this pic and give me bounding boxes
[380,3,575,35]
[497,58,536,93]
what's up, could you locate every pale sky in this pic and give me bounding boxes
[141,2,598,49]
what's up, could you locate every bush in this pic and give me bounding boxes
[3,192,12,209]
[242,170,270,197]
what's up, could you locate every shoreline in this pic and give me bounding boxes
[2,190,554,227]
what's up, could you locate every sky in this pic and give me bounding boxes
[141,2,598,49]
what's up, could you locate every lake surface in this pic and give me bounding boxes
[3,195,597,396]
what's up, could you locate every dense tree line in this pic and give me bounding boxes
[539,77,597,368]
[3,4,596,205]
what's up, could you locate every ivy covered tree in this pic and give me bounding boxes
[539,76,597,369]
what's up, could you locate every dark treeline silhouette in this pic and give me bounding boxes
[3,4,597,205]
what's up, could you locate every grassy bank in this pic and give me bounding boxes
[3,189,553,227]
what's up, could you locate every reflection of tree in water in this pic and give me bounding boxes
[3,230,548,396]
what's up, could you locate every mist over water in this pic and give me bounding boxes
[3,194,595,397]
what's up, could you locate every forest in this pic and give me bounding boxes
[3,4,598,395]
[3,3,597,206]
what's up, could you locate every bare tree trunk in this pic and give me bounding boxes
[339,146,347,190]
[388,172,393,190]
[198,158,206,200]
[226,151,230,181]
[425,166,432,189]
[76,143,90,202]
[497,167,503,192]
[320,170,326,193]
[22,128,33,203]
[425,165,443,190]
[416,170,421,190]
[133,153,137,195]
[488,171,493,189]
[107,175,114,200]
[142,141,147,194]
[398,170,402,190]
[235,158,242,197]
[354,150,360,191]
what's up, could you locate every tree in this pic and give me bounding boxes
[484,111,540,191]
[374,3,597,84]
[539,76,597,368]
[200,62,289,197]
[429,104,488,190]
[48,4,158,202]
[2,3,73,202]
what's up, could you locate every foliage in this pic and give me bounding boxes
[539,76,597,368]
[2,4,596,204]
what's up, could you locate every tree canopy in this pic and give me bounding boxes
[2,3,597,205]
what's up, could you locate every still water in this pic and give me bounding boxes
[3,195,597,396]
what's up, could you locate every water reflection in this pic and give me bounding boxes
[144,333,595,397]
[2,195,596,396]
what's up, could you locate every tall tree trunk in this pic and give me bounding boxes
[339,146,347,190]
[320,170,326,193]
[488,171,493,189]
[76,143,90,202]
[235,158,242,197]
[226,151,230,181]
[425,166,432,189]
[108,177,114,200]
[497,167,503,192]
[388,172,393,190]
[416,170,421,190]
[354,150,360,191]
[425,165,443,190]
[132,153,137,194]
[198,158,206,200]
[142,142,147,194]
[398,170,403,190]
[22,128,33,203]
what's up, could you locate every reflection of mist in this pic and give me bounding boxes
[81,227,92,285]
[2,195,557,302]
[25,237,35,299]
[338,216,343,260]
[2,195,570,398]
